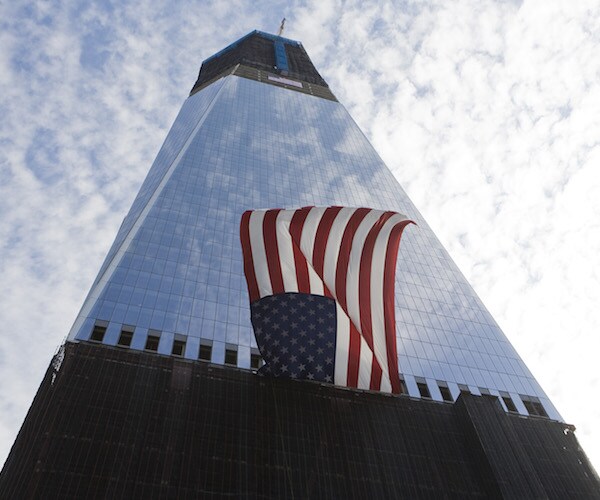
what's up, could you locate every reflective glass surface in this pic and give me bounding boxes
[70,75,559,419]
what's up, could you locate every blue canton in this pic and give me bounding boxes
[251,293,337,384]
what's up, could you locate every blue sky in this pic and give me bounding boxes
[1,0,599,471]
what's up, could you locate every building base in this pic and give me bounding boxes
[1,342,598,498]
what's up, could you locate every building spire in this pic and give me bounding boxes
[277,18,286,36]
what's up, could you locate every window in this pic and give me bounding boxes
[502,395,517,412]
[522,400,536,415]
[199,344,212,361]
[399,378,408,395]
[531,401,548,418]
[416,379,431,399]
[250,352,263,370]
[117,328,134,347]
[438,385,453,402]
[225,348,237,366]
[172,339,186,356]
[145,331,160,351]
[90,323,107,342]
[458,384,469,393]
[520,395,549,418]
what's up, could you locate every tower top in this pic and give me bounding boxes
[190,30,330,96]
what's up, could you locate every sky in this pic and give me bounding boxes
[1,0,599,472]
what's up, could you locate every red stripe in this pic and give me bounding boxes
[346,322,361,389]
[359,211,396,391]
[358,212,395,347]
[263,209,285,295]
[240,210,259,303]
[289,207,312,294]
[383,219,414,394]
[312,207,343,298]
[335,208,371,311]
[334,208,370,385]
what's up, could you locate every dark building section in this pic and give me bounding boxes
[2,342,598,499]
[190,30,331,96]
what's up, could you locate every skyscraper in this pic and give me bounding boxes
[2,30,598,498]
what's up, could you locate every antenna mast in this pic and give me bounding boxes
[277,18,286,36]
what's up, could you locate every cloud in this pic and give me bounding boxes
[1,0,599,475]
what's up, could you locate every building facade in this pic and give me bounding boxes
[70,30,558,417]
[2,30,599,498]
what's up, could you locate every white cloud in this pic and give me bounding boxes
[293,0,600,470]
[1,0,599,476]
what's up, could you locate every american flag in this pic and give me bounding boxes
[240,206,413,394]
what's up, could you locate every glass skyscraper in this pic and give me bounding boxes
[69,30,557,420]
[3,30,598,498]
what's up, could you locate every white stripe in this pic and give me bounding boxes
[248,210,272,298]
[344,210,381,336]
[357,336,373,390]
[300,208,326,295]
[380,374,392,393]
[369,214,408,391]
[322,207,355,299]
[334,302,350,386]
[275,211,298,293]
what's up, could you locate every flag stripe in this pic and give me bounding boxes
[368,213,407,391]
[275,211,298,293]
[263,209,285,295]
[334,301,350,386]
[359,212,395,349]
[240,210,259,303]
[346,322,361,388]
[345,210,382,385]
[359,212,396,390]
[312,206,343,298]
[299,208,325,295]
[345,210,382,336]
[383,219,414,393]
[335,208,371,312]
[357,335,374,391]
[289,207,312,294]
[323,207,357,301]
[248,210,272,299]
